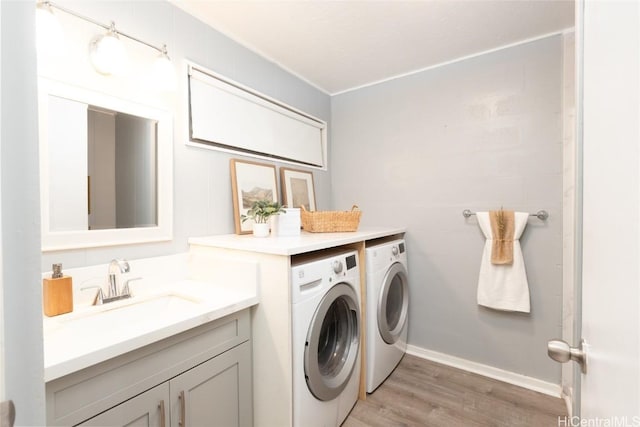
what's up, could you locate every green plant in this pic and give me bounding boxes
[241,200,286,224]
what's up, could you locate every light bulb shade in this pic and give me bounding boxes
[151,53,177,91]
[36,3,64,54]
[89,32,126,75]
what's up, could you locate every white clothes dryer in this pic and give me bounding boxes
[291,250,361,427]
[365,239,410,393]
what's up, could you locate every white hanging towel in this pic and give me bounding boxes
[476,212,530,313]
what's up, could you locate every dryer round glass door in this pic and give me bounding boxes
[377,262,409,345]
[304,282,360,401]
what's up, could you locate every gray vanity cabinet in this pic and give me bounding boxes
[46,309,253,427]
[170,342,252,427]
[79,342,252,427]
[79,383,170,427]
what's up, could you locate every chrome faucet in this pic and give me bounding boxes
[79,260,141,306]
[105,259,131,303]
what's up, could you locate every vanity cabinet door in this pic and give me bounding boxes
[170,341,252,427]
[78,382,170,427]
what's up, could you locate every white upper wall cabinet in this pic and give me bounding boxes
[188,65,327,169]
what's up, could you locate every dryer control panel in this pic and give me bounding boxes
[366,239,408,272]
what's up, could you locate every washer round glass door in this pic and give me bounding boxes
[304,282,360,401]
[377,262,409,344]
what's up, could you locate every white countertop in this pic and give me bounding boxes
[188,226,406,255]
[44,256,259,382]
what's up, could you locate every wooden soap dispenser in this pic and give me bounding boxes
[43,263,73,317]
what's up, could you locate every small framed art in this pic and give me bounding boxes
[230,159,278,234]
[280,167,316,211]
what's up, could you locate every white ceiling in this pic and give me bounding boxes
[171,0,575,95]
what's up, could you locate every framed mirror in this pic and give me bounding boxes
[38,78,173,251]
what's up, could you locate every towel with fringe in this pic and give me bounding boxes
[476,211,530,313]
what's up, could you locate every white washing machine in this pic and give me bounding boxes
[365,239,410,393]
[291,250,361,427]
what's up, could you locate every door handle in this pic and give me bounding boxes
[158,399,166,427]
[547,338,587,374]
[178,390,186,427]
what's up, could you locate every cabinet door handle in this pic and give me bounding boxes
[179,390,186,427]
[158,399,166,427]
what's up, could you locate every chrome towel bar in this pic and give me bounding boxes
[462,209,549,221]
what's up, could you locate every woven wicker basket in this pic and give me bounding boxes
[300,205,361,232]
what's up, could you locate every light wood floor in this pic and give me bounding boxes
[343,354,567,427]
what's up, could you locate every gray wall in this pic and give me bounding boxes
[41,0,331,270]
[1,1,46,424]
[331,36,564,382]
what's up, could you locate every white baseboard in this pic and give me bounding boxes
[406,344,562,398]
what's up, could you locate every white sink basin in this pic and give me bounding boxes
[76,293,200,321]
[44,293,202,343]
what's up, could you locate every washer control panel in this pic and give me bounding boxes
[345,254,357,270]
[330,253,357,277]
[332,260,344,274]
[291,250,360,304]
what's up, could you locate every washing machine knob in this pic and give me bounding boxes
[332,260,343,274]
[392,246,399,256]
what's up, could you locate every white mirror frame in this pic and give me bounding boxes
[38,78,173,251]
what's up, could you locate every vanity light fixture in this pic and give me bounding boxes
[89,22,126,76]
[151,45,177,91]
[35,0,63,54]
[36,1,176,88]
